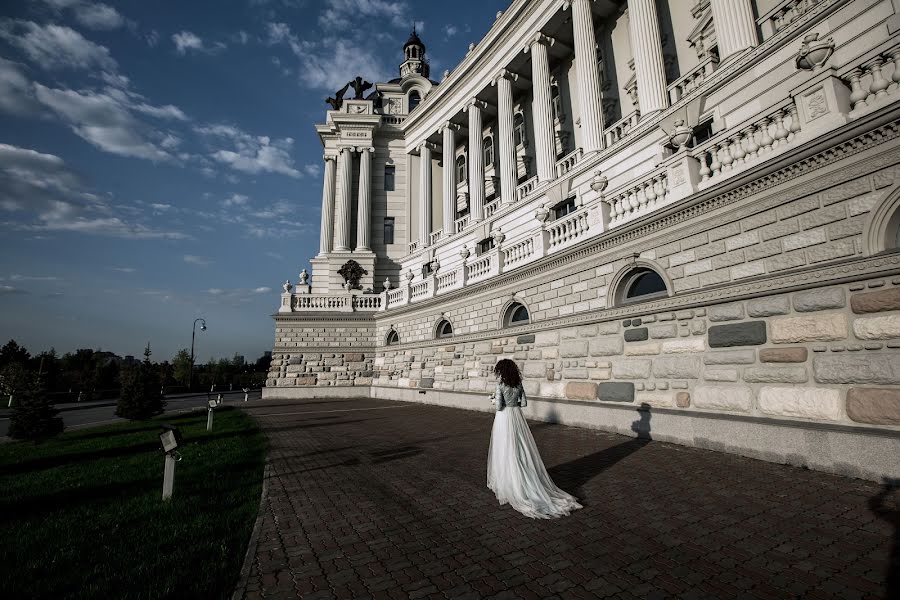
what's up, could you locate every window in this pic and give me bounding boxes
[514,113,526,148]
[551,197,577,220]
[617,267,668,305]
[408,90,421,111]
[456,155,467,182]
[436,319,453,339]
[383,217,395,244]
[551,84,562,122]
[421,261,433,277]
[384,165,395,191]
[483,136,494,167]
[476,237,495,255]
[504,302,529,327]
[386,330,399,346]
[693,118,714,146]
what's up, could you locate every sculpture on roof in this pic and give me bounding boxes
[349,76,373,100]
[325,81,351,110]
[338,259,367,290]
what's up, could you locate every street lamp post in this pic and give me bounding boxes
[189,318,207,392]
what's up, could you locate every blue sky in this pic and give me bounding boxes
[0,0,508,362]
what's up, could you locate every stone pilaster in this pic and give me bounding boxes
[441,123,458,237]
[628,0,668,115]
[709,0,758,61]
[419,142,434,247]
[494,70,518,205]
[571,0,604,153]
[355,147,373,252]
[527,34,557,182]
[334,147,353,252]
[318,155,336,255]
[466,99,487,222]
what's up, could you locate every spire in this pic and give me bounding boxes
[400,25,429,79]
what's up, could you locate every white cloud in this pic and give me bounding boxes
[298,38,393,91]
[145,29,159,47]
[0,285,28,295]
[9,274,61,281]
[40,1,126,30]
[0,57,38,116]
[319,0,410,30]
[251,200,293,219]
[254,287,272,293]
[0,20,117,72]
[303,164,321,177]
[264,251,284,260]
[223,193,249,207]
[172,31,203,54]
[184,254,211,266]
[206,287,225,295]
[443,24,458,38]
[109,266,136,273]
[196,124,302,178]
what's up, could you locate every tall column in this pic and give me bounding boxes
[355,147,372,252]
[318,155,336,255]
[494,70,518,205]
[466,99,487,222]
[710,0,758,61]
[418,143,433,247]
[628,0,668,115]
[528,34,557,182]
[571,0,604,153]
[334,147,353,252]
[441,123,458,237]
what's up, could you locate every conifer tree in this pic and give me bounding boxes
[116,344,165,420]
[7,369,64,441]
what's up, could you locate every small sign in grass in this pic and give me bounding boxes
[0,407,266,599]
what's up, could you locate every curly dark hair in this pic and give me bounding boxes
[493,359,522,388]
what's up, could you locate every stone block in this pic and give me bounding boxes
[576,325,598,337]
[636,392,674,408]
[418,377,434,389]
[612,360,651,379]
[827,219,864,240]
[474,342,491,354]
[539,381,566,398]
[523,362,547,378]
[344,353,364,362]
[354,377,373,386]
[758,387,842,420]
[747,296,791,317]
[704,349,757,364]
[813,354,900,384]
[708,303,745,322]
[661,338,706,353]
[793,287,845,312]
[760,219,800,241]
[669,250,696,267]
[676,392,691,407]
[851,288,900,314]
[743,366,808,383]
[534,331,559,347]
[652,356,701,379]
[759,347,808,362]
[648,324,678,339]
[693,386,753,412]
[725,231,759,252]
[731,261,766,280]
[624,328,649,342]
[597,382,635,402]
[624,342,661,356]
[770,314,847,343]
[807,238,855,263]
[565,381,598,401]
[597,321,620,335]
[587,337,622,357]
[516,334,536,344]
[563,368,589,379]
[846,388,900,425]
[853,315,900,340]
[560,340,589,358]
[708,321,767,347]
[766,251,807,272]
[684,259,713,277]
[704,368,739,382]
[296,376,317,385]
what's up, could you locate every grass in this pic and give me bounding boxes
[0,407,267,599]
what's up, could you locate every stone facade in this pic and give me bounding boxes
[268,0,900,482]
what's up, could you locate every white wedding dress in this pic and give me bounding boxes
[487,382,582,519]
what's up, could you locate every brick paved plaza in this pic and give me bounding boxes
[235,398,898,600]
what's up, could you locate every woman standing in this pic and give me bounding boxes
[487,359,582,519]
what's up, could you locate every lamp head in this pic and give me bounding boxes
[200,323,207,331]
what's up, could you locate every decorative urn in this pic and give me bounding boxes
[459,246,471,260]
[298,268,309,285]
[796,33,835,71]
[282,280,293,293]
[406,269,415,282]
[590,170,609,194]
[534,206,550,223]
[491,229,505,246]
[669,119,693,150]
[383,277,392,290]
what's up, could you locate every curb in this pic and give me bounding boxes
[231,461,271,600]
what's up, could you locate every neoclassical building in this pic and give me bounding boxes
[268,0,900,481]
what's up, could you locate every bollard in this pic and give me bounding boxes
[7,393,12,408]
[162,453,177,500]
[243,387,249,402]
[207,408,214,431]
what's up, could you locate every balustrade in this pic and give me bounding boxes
[547,209,589,250]
[667,56,718,104]
[466,254,493,282]
[436,269,458,291]
[408,240,419,253]
[454,214,470,233]
[381,115,406,125]
[555,148,583,177]
[758,0,823,40]
[603,112,641,147]
[484,199,500,218]
[503,237,535,268]
[695,100,801,183]
[410,280,430,301]
[515,176,537,202]
[430,229,443,245]
[352,295,382,310]
[386,288,405,306]
[607,171,670,228]
[293,295,351,311]
[845,48,900,115]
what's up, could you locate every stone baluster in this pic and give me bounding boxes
[441,123,458,239]
[494,70,518,205]
[318,155,336,255]
[720,139,735,172]
[787,104,801,139]
[745,124,759,160]
[419,142,434,247]
[865,57,890,99]
[889,48,900,87]
[527,34,557,182]
[772,111,789,148]
[731,133,746,166]
[847,68,868,111]
[699,152,711,181]
[709,143,723,177]
[758,118,774,154]
[709,0,758,61]
[334,147,353,252]
[627,0,669,115]
[466,99,487,222]
[355,147,373,252]
[570,0,605,151]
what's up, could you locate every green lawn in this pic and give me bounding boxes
[0,407,266,599]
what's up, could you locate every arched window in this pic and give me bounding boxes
[503,302,529,327]
[616,267,668,305]
[386,329,400,346]
[455,155,467,182]
[435,319,453,339]
[513,113,526,148]
[551,84,562,122]
[483,136,494,167]
[408,90,421,111]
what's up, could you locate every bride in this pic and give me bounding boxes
[487,359,582,519]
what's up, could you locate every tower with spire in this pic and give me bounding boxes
[400,25,429,79]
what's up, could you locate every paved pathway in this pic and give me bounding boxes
[236,397,898,600]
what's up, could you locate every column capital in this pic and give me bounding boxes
[524,33,555,53]
[354,146,375,153]
[439,121,461,133]
[323,153,338,162]
[492,69,519,86]
[416,141,439,154]
[464,98,489,112]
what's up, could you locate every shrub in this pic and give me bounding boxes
[7,370,64,441]
[115,345,165,420]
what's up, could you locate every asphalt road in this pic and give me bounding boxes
[0,390,262,437]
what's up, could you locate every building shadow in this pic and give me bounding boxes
[547,404,652,503]
[530,405,561,432]
[869,477,900,599]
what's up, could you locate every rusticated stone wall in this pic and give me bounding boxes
[267,318,375,387]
